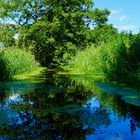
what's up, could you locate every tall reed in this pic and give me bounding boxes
[69,39,128,82]
[0,48,39,81]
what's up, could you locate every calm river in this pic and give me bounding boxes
[0,71,140,139]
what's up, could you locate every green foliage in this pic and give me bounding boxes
[69,38,130,82]
[0,0,42,25]
[127,33,140,71]
[2,0,140,84]
[100,41,128,81]
[91,24,118,46]
[0,48,38,81]
[117,32,140,79]
[69,30,140,83]
[91,8,110,26]
[0,23,17,47]
[0,0,110,67]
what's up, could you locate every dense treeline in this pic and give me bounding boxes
[0,0,140,83]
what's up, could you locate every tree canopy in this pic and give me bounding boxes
[0,0,110,67]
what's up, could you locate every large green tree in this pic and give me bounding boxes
[0,0,110,67]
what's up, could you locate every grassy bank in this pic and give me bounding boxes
[0,48,39,81]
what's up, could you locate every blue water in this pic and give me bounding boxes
[0,75,140,139]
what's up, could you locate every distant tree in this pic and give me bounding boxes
[91,24,117,46]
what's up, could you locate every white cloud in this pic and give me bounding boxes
[111,8,123,15]
[109,9,123,19]
[119,15,127,21]
[110,9,121,15]
[115,25,135,31]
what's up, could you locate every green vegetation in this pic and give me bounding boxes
[0,0,110,67]
[0,23,18,47]
[69,38,127,81]
[0,1,140,139]
[0,48,38,81]
[69,30,140,83]
[0,0,140,84]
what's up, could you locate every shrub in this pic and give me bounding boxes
[0,48,38,81]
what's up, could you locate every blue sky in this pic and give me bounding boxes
[94,0,140,33]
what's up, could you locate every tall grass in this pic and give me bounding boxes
[69,39,129,82]
[0,48,39,81]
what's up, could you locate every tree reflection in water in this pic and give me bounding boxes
[0,72,96,139]
[0,72,140,139]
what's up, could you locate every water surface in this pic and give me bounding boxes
[0,72,140,139]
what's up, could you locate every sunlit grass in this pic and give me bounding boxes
[14,67,46,80]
